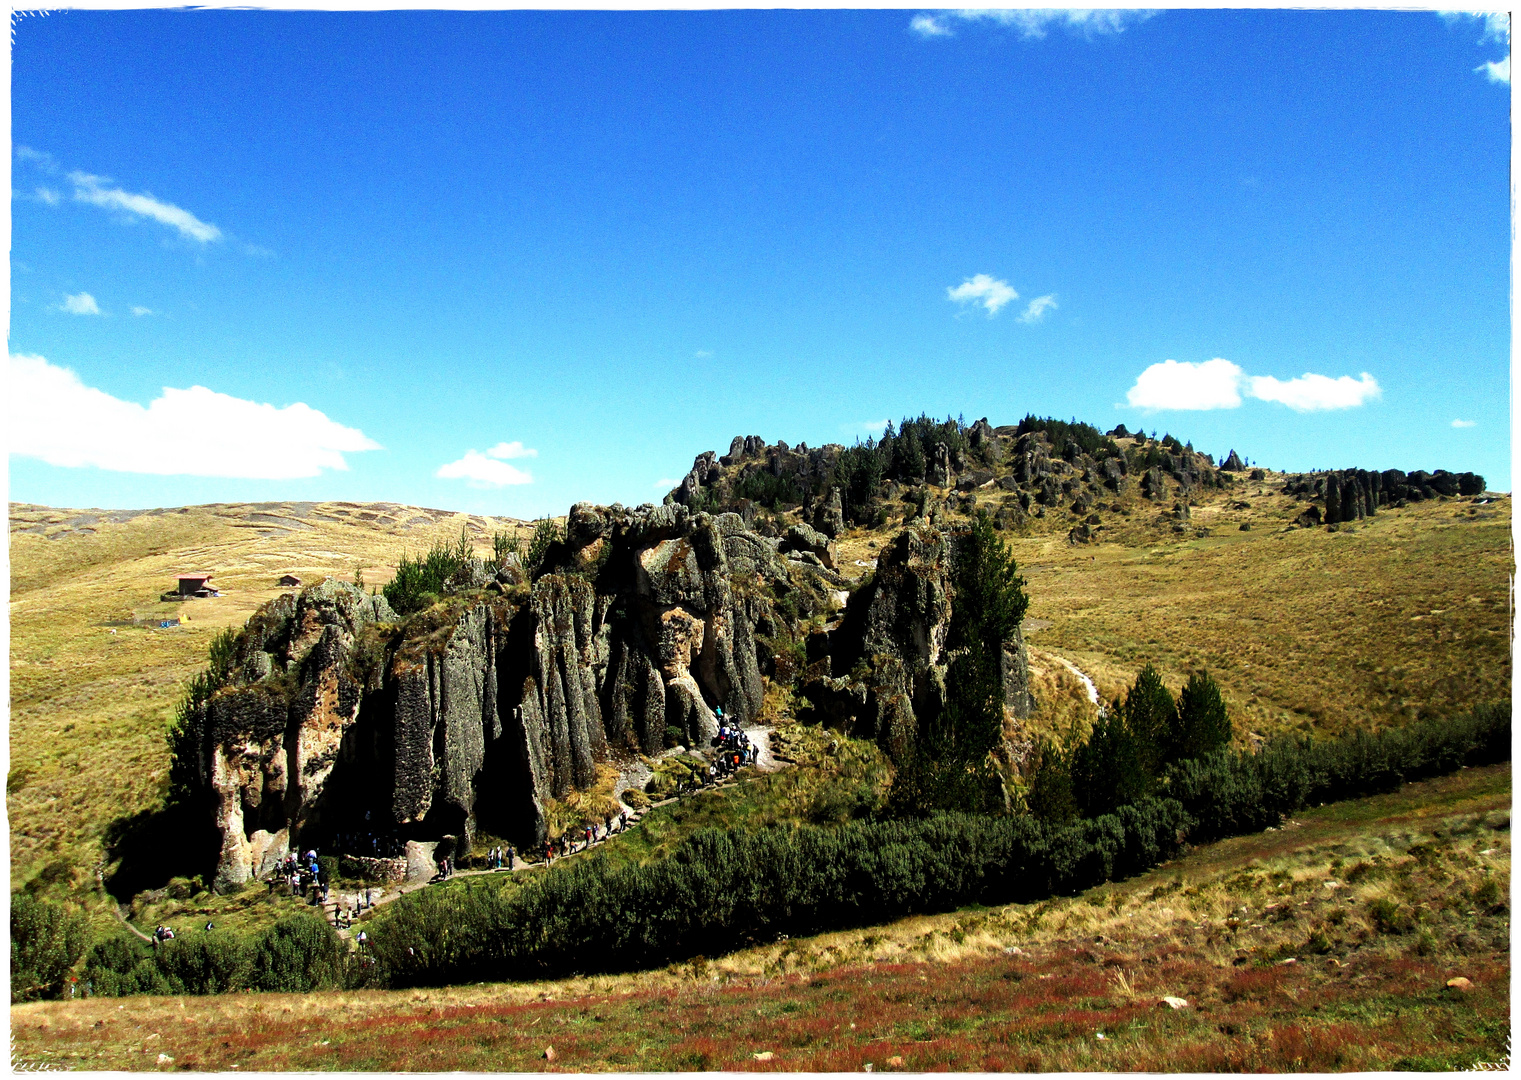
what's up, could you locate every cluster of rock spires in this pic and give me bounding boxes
[1282,467,1487,528]
[182,498,1030,891]
[672,420,1227,545]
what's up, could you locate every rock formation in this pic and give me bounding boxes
[1284,467,1485,524]
[184,501,852,890]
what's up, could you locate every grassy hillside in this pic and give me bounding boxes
[12,763,1509,1071]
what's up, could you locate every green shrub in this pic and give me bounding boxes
[10,893,88,1002]
[384,527,475,616]
[249,914,343,992]
[154,929,252,995]
[82,934,171,997]
[1171,671,1232,762]
[526,518,562,577]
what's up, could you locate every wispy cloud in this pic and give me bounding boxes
[1452,419,1477,428]
[16,146,58,172]
[69,171,222,243]
[1125,357,1382,413]
[1442,12,1510,82]
[131,306,154,317]
[948,273,1018,316]
[1018,294,1058,324]
[694,349,713,359]
[1476,56,1510,83]
[913,9,1156,40]
[653,477,677,490]
[910,14,953,37]
[9,353,381,478]
[61,292,102,316]
[437,443,537,488]
[485,440,538,460]
[34,187,60,206]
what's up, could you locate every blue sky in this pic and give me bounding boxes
[8,8,1512,517]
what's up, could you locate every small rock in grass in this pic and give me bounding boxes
[157,1054,173,1065]
[544,1046,556,1061]
[887,1057,905,1068]
[1159,996,1189,1009]
[1095,1033,1108,1041]
[864,1064,874,1073]
[753,1052,775,1061]
[1003,945,1025,955]
[1278,957,1297,965]
[1447,977,1473,990]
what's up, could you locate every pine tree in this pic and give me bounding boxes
[1123,664,1176,776]
[1174,671,1232,761]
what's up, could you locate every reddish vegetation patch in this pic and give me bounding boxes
[13,949,1508,1072]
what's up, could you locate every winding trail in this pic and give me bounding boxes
[1051,655,1109,718]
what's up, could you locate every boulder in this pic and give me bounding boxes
[1222,450,1245,471]
[813,486,846,539]
[928,442,953,488]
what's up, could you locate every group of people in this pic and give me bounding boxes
[485,844,515,869]
[151,924,176,945]
[707,724,759,781]
[267,849,331,905]
[541,809,632,864]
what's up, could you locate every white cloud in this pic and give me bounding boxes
[16,146,58,172]
[35,187,60,206]
[947,273,1018,316]
[910,14,953,37]
[1476,56,1510,83]
[922,9,1156,40]
[69,171,222,244]
[1452,419,1477,428]
[61,292,101,316]
[653,477,677,489]
[694,349,713,359]
[131,306,154,317]
[1126,358,1245,411]
[437,450,534,488]
[1127,358,1383,413]
[1018,294,1058,324]
[8,353,381,479]
[1442,11,1510,43]
[485,440,538,460]
[1246,372,1381,412]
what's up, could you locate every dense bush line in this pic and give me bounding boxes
[368,701,1509,988]
[1168,703,1511,843]
[369,799,1191,987]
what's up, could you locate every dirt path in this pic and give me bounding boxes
[1051,654,1108,717]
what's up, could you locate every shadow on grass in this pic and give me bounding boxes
[102,800,221,901]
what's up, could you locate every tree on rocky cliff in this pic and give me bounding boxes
[891,512,1028,816]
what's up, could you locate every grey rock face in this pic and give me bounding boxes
[928,442,953,488]
[813,487,846,539]
[196,502,799,885]
[1222,450,1246,471]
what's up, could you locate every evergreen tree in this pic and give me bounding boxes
[1123,664,1176,776]
[1025,739,1078,822]
[890,512,1028,816]
[1071,712,1148,817]
[1173,670,1232,761]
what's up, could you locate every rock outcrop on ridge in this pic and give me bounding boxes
[1283,467,1487,524]
[183,497,1019,892]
